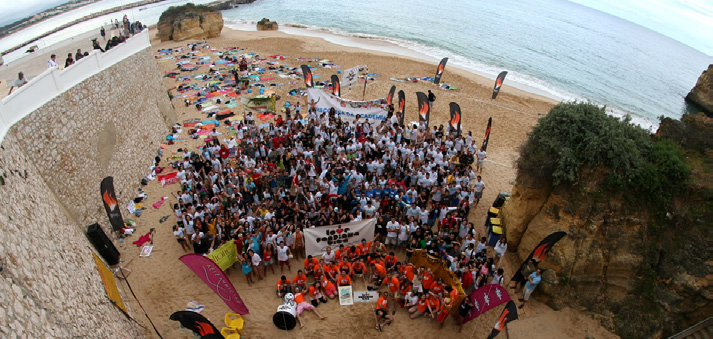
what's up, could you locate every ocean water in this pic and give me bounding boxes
[2,0,711,130]
[221,0,713,129]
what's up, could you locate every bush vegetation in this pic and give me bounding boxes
[517,102,689,209]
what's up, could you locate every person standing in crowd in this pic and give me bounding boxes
[47,54,58,68]
[476,146,487,172]
[64,53,74,68]
[427,90,436,109]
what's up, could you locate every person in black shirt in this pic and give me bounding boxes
[456,296,474,332]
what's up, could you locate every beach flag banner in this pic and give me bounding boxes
[387,85,396,106]
[492,71,508,99]
[463,284,511,324]
[304,219,376,256]
[434,57,449,84]
[482,117,492,151]
[353,290,379,303]
[306,88,388,122]
[100,176,125,232]
[449,102,462,136]
[179,254,250,314]
[511,231,567,283]
[342,65,365,86]
[410,250,466,308]
[301,64,314,88]
[397,90,406,127]
[206,241,239,270]
[331,74,341,97]
[416,92,431,128]
[487,301,518,339]
[92,253,129,315]
[169,311,222,338]
[338,285,354,306]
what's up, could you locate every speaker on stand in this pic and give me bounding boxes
[86,223,120,265]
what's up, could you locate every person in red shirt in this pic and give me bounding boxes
[336,269,352,286]
[293,270,308,290]
[437,295,455,328]
[264,243,276,275]
[294,286,326,328]
[219,145,230,159]
[304,255,318,276]
[375,291,394,330]
[276,275,292,298]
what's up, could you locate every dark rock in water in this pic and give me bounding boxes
[157,3,223,42]
[685,64,713,117]
[257,18,279,31]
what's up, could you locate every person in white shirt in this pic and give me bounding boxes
[322,246,335,264]
[474,175,485,207]
[494,237,507,265]
[47,54,58,68]
[385,217,400,248]
[476,147,487,172]
[277,241,292,273]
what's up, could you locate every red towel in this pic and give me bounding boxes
[133,232,152,247]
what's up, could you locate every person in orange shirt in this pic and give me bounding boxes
[370,262,387,286]
[294,286,326,328]
[375,291,394,330]
[403,263,415,282]
[323,261,338,281]
[425,292,441,320]
[313,264,324,281]
[422,267,435,293]
[384,252,398,271]
[351,258,367,278]
[276,275,292,298]
[320,275,337,299]
[398,277,413,307]
[336,269,352,286]
[358,238,372,259]
[308,281,328,307]
[337,257,352,276]
[380,272,400,314]
[430,278,444,296]
[304,255,319,276]
[347,245,360,260]
[334,244,346,262]
[408,293,427,319]
[293,270,308,290]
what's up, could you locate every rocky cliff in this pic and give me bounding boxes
[686,64,713,117]
[157,3,223,42]
[502,103,712,338]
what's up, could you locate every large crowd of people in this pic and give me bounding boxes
[162,43,514,331]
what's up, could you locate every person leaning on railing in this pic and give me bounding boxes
[7,72,28,95]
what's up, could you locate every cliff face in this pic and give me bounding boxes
[686,64,713,117]
[503,154,712,337]
[157,4,223,42]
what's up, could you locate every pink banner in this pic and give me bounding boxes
[179,254,249,314]
[463,284,511,324]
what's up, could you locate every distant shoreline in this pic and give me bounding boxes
[1,0,170,56]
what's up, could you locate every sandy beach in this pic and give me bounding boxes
[92,25,620,339]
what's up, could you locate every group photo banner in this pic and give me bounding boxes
[306,88,388,122]
[304,218,376,257]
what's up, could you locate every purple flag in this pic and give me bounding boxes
[179,254,249,314]
[463,284,511,324]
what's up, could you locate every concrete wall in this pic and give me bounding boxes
[0,43,173,337]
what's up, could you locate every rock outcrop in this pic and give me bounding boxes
[686,64,713,117]
[257,18,278,31]
[157,3,223,42]
[502,128,712,337]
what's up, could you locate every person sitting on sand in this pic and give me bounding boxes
[294,286,326,328]
[375,292,394,331]
[276,275,292,298]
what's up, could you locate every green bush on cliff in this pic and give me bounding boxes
[518,102,689,206]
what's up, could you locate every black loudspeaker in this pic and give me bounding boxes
[87,223,120,265]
